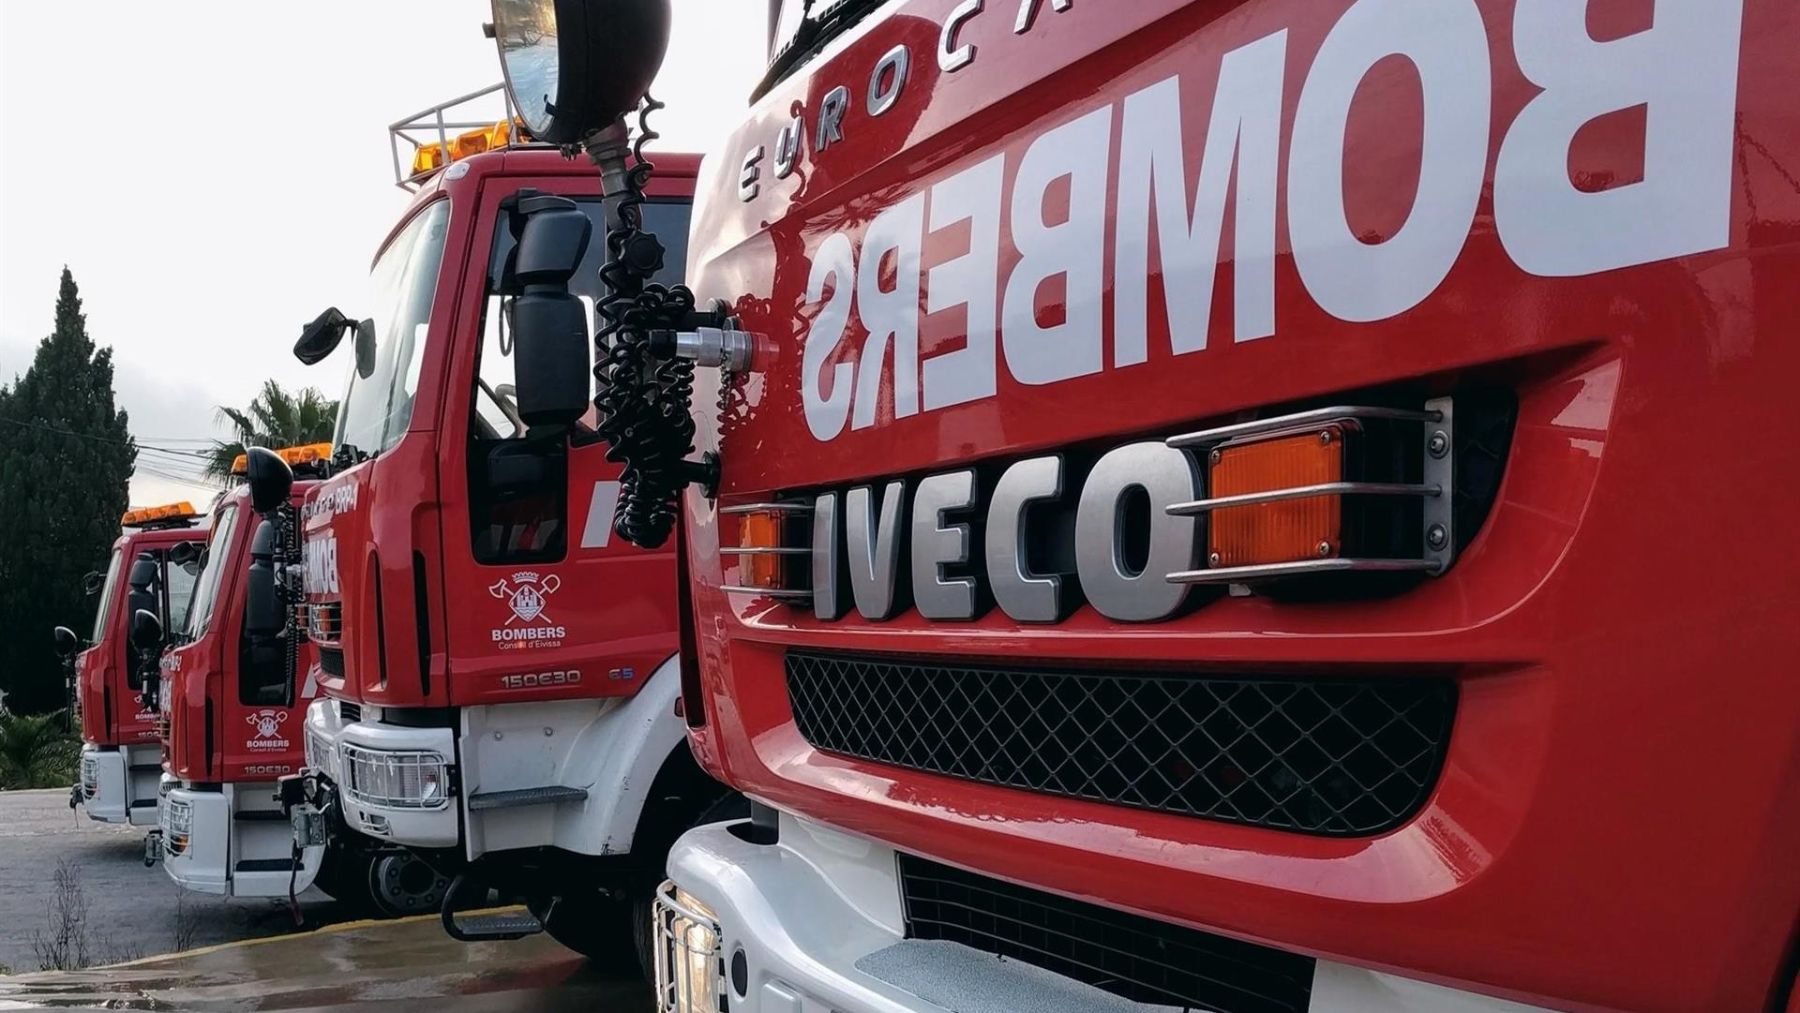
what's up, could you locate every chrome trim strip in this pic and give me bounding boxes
[1167,482,1439,516]
[720,502,813,515]
[718,546,812,556]
[1166,406,1441,450]
[1167,558,1439,584]
[718,585,813,599]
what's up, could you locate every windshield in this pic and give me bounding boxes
[185,505,240,640]
[89,548,124,644]
[333,200,453,462]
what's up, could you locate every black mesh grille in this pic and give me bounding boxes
[787,652,1454,836]
[318,646,345,680]
[899,853,1313,1012]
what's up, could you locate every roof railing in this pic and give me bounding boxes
[388,83,536,192]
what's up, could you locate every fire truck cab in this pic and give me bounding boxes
[487,1,1800,1011]
[60,503,205,826]
[283,95,735,955]
[149,448,337,900]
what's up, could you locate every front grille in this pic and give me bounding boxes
[337,700,360,724]
[899,854,1313,1013]
[787,652,1454,837]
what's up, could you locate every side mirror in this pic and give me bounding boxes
[53,626,80,660]
[245,447,294,514]
[168,541,201,570]
[507,194,594,430]
[353,318,377,380]
[129,608,164,653]
[491,0,672,144]
[244,519,283,636]
[294,307,354,365]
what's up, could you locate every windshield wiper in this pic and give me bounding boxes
[753,0,887,101]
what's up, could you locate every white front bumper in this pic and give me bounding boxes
[305,700,459,849]
[77,743,159,826]
[657,810,1553,1013]
[303,656,686,860]
[161,782,322,898]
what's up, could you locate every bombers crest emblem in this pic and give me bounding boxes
[245,709,290,750]
[489,571,561,626]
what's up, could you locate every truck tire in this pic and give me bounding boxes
[366,850,451,918]
[534,790,749,978]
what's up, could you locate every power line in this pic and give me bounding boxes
[135,463,224,489]
[0,415,214,459]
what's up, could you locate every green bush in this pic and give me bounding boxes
[0,711,79,790]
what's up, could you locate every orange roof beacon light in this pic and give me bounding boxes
[122,502,202,530]
[1166,400,1456,586]
[229,443,334,478]
[389,83,535,192]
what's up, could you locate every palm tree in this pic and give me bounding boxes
[0,711,78,789]
[203,380,339,481]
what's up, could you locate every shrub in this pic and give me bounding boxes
[0,710,80,790]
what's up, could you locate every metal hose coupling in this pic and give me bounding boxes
[647,323,754,372]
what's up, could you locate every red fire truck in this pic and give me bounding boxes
[278,92,737,960]
[486,0,1800,1010]
[147,445,414,909]
[59,503,205,826]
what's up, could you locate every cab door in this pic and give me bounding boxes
[435,173,687,707]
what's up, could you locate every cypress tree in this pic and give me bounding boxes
[0,268,135,712]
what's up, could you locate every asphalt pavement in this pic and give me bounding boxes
[0,911,651,1011]
[0,788,344,974]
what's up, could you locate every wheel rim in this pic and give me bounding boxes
[367,852,449,916]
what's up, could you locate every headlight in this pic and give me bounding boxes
[304,727,333,774]
[654,885,723,1013]
[339,745,450,810]
[161,798,192,855]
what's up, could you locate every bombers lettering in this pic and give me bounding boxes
[492,626,569,643]
[304,535,339,595]
[784,0,1743,442]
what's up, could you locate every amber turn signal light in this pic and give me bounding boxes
[1207,427,1344,567]
[735,509,787,590]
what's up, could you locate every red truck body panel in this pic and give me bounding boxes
[77,525,204,748]
[679,1,1800,1009]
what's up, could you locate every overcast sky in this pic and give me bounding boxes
[0,1,764,506]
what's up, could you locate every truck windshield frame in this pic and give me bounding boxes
[89,548,124,644]
[185,505,240,640]
[333,200,453,463]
